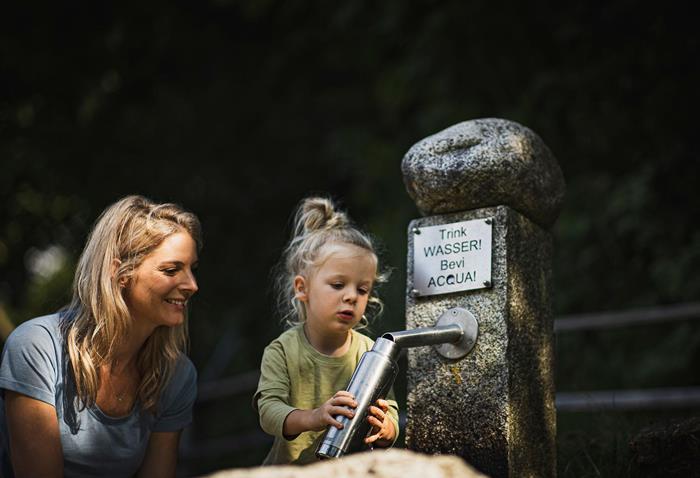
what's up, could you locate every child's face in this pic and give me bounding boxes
[295,242,377,338]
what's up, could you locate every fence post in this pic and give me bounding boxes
[402,118,565,478]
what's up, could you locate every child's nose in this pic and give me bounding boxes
[343,289,357,303]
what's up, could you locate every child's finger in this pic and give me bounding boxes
[366,415,383,429]
[333,390,354,399]
[364,429,381,444]
[375,399,389,411]
[330,395,358,408]
[368,405,386,420]
[329,405,355,419]
[327,417,345,430]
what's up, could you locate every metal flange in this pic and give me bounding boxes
[434,307,478,360]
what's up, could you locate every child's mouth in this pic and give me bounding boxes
[337,310,354,321]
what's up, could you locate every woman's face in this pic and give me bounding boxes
[123,231,199,330]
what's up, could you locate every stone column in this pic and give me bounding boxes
[401,118,565,478]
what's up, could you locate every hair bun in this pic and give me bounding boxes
[295,197,348,236]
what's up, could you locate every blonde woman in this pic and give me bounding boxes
[0,195,201,477]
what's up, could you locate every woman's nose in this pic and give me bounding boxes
[182,270,199,295]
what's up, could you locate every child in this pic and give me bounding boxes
[254,197,399,465]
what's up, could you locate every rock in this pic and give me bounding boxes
[629,417,700,477]
[201,448,489,478]
[401,118,565,230]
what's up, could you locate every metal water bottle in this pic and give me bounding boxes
[315,337,399,459]
[315,308,478,459]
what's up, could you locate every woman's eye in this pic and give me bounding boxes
[163,268,178,276]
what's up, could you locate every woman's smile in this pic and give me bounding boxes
[164,298,188,310]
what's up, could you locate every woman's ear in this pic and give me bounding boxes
[112,259,128,288]
[293,275,308,302]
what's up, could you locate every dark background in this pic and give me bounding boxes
[1,1,699,476]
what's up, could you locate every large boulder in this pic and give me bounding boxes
[202,448,488,478]
[401,118,565,230]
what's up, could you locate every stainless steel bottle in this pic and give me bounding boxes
[315,309,477,459]
[315,337,400,459]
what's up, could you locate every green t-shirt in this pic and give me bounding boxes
[253,325,400,465]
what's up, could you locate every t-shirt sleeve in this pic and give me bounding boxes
[253,341,296,439]
[152,356,197,432]
[0,321,59,406]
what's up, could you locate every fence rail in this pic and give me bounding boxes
[553,302,700,332]
[556,387,700,412]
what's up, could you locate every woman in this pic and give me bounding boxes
[0,195,201,477]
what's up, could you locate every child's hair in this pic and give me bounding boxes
[275,196,386,329]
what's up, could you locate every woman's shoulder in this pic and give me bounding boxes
[6,313,63,348]
[159,354,197,407]
[152,353,197,426]
[170,354,197,384]
[0,314,64,404]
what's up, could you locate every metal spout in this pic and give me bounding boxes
[382,323,463,348]
[383,307,478,360]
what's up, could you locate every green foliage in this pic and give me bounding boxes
[558,409,700,478]
[1,0,698,474]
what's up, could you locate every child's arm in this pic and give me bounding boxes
[254,343,298,438]
[364,398,397,447]
[283,390,357,437]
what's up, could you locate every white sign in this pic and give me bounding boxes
[412,218,493,297]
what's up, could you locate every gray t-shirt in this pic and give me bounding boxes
[0,313,197,477]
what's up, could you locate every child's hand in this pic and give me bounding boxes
[309,390,357,431]
[364,398,395,447]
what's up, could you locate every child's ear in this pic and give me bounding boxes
[293,275,308,302]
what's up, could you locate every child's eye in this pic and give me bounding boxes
[358,288,369,295]
[331,283,344,290]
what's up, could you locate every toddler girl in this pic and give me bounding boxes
[254,197,399,464]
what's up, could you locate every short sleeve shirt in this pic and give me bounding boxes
[254,326,400,465]
[0,313,197,478]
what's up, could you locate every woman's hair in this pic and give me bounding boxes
[63,195,202,413]
[275,196,386,329]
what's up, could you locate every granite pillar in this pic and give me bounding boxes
[401,118,565,478]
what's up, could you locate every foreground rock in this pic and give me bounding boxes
[202,448,489,478]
